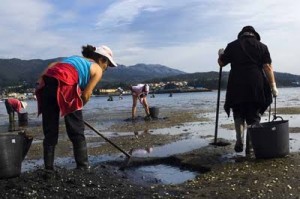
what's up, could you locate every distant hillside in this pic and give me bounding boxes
[273,72,300,87]
[0,58,185,87]
[0,58,61,86]
[102,63,185,83]
[147,71,300,89]
[0,58,299,89]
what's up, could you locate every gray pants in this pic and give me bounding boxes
[232,103,261,153]
[232,103,261,126]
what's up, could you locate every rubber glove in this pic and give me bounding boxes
[218,48,225,56]
[270,82,279,97]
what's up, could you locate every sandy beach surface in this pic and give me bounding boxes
[0,94,300,199]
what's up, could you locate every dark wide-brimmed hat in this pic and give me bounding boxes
[238,26,260,41]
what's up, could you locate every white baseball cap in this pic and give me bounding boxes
[144,84,150,93]
[95,45,117,67]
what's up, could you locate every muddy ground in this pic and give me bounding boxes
[0,107,300,199]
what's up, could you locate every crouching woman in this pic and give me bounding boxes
[36,45,117,170]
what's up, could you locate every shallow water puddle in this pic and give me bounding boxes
[22,154,121,172]
[125,164,197,185]
[147,137,210,157]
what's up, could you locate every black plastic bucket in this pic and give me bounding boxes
[0,131,33,179]
[248,120,289,159]
[18,112,28,126]
[149,107,159,118]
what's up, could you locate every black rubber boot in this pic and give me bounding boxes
[8,113,14,124]
[73,140,90,170]
[245,129,253,156]
[43,144,55,170]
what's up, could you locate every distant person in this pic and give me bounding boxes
[4,98,27,123]
[130,84,151,121]
[107,95,114,101]
[36,44,117,170]
[217,26,278,154]
[117,87,124,100]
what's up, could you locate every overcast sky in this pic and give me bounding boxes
[1,0,299,75]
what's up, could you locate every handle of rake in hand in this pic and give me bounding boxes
[83,120,131,158]
[214,67,222,144]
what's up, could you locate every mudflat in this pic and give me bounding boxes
[0,106,299,199]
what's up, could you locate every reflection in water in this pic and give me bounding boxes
[125,164,197,185]
[130,129,153,156]
[129,147,153,156]
[133,129,150,138]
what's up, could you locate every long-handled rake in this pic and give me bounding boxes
[210,67,230,146]
[83,120,131,159]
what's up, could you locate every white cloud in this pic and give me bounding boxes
[0,1,65,58]
[95,0,164,30]
[0,0,52,30]
[0,0,299,75]
[110,0,300,74]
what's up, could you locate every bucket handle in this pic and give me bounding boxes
[271,97,284,122]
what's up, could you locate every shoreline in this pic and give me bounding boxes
[92,88,212,97]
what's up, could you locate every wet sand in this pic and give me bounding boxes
[0,106,300,198]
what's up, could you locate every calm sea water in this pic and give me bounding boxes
[0,87,299,127]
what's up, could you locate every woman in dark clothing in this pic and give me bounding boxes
[217,26,278,154]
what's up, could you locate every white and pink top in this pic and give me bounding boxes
[131,84,149,97]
